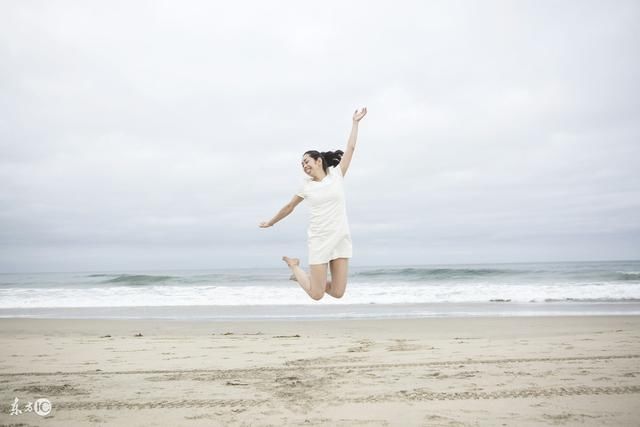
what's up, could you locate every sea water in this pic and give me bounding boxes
[1,260,639,320]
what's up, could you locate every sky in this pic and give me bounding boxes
[1,1,639,273]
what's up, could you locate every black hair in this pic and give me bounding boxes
[303,150,344,173]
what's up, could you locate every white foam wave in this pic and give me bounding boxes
[1,281,640,308]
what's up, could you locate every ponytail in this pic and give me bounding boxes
[304,149,344,172]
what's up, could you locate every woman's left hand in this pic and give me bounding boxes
[353,107,367,122]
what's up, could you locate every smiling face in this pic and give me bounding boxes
[301,154,322,176]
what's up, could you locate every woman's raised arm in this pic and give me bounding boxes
[340,107,367,177]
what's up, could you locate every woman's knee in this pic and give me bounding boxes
[331,289,345,298]
[309,264,328,301]
[310,277,326,300]
[329,280,346,298]
[310,290,325,301]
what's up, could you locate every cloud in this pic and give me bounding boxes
[1,1,639,272]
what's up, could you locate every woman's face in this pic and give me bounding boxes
[301,154,320,176]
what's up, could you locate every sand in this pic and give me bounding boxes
[1,316,639,426]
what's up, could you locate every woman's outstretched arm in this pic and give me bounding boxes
[259,195,304,228]
[340,107,367,177]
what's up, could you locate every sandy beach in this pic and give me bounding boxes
[1,316,639,426]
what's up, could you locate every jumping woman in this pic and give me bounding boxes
[259,107,368,300]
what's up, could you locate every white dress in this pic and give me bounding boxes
[296,165,353,265]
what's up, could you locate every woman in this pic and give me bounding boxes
[259,107,367,300]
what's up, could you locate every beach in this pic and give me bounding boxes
[1,316,639,426]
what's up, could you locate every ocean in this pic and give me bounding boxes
[1,260,639,320]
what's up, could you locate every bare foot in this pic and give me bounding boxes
[282,256,300,268]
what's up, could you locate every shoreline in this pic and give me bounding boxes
[1,315,639,425]
[2,301,640,321]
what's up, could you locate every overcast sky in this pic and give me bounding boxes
[1,1,639,273]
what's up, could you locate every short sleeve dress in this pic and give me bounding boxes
[296,165,353,265]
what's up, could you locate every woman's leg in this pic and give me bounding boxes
[326,258,349,298]
[282,256,327,301]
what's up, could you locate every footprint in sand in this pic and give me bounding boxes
[347,339,375,353]
[386,339,420,352]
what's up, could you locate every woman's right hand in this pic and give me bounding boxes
[258,221,272,228]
